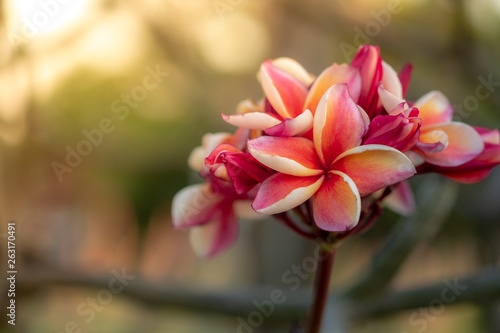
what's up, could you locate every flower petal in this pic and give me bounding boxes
[188,146,206,172]
[223,152,271,182]
[416,129,449,153]
[312,171,361,232]
[252,173,324,215]
[264,109,313,137]
[363,112,421,152]
[413,91,453,126]
[417,122,484,167]
[272,57,314,86]
[222,112,282,130]
[381,61,403,99]
[399,63,413,98]
[351,45,383,116]
[172,184,222,228]
[441,169,493,184]
[205,144,241,181]
[231,127,252,150]
[247,136,323,176]
[382,181,416,216]
[233,200,265,220]
[205,143,242,166]
[314,83,368,167]
[259,60,308,118]
[304,63,361,114]
[236,99,263,113]
[474,127,500,144]
[202,132,232,154]
[224,152,273,194]
[188,132,234,172]
[332,145,416,197]
[428,142,500,183]
[189,202,238,258]
[405,150,425,166]
[378,83,406,113]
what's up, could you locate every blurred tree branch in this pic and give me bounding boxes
[350,267,500,320]
[19,265,500,323]
[19,265,308,322]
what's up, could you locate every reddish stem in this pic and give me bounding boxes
[338,203,383,240]
[293,205,312,226]
[306,247,337,333]
[274,213,316,240]
[337,186,393,240]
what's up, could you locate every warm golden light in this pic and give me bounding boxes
[196,12,270,74]
[10,0,88,38]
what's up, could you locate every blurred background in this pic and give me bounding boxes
[0,0,499,332]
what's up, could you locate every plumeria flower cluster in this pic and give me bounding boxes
[172,45,500,258]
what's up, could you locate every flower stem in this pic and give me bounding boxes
[306,246,337,333]
[274,213,317,240]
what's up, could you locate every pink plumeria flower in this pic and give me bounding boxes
[379,87,484,167]
[172,130,262,258]
[205,143,273,195]
[376,88,488,216]
[246,84,416,231]
[417,127,500,183]
[223,57,361,137]
[363,102,422,152]
[351,45,408,119]
[380,126,500,215]
[172,183,239,258]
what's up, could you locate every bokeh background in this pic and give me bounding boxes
[1,0,500,332]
